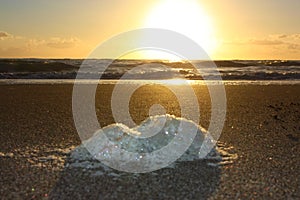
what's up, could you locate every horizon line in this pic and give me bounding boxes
[0,58,299,61]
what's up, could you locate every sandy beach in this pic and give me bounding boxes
[0,83,299,199]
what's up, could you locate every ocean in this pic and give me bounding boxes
[0,59,299,82]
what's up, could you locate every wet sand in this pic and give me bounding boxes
[0,83,299,199]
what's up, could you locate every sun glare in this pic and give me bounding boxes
[158,78,191,85]
[143,0,216,59]
[120,49,183,61]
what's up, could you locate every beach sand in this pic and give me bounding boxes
[0,83,299,199]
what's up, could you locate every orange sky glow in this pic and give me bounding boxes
[0,0,299,60]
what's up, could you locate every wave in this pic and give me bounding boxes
[0,59,299,80]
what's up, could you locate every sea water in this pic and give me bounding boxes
[0,59,299,80]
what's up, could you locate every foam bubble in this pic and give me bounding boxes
[70,115,218,172]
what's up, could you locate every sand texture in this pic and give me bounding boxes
[0,83,299,199]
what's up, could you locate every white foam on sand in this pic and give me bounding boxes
[1,115,237,175]
[68,115,237,173]
[0,145,76,170]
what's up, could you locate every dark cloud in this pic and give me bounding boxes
[278,34,287,39]
[0,31,11,40]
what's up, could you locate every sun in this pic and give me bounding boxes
[143,0,217,59]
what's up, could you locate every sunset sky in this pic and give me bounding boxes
[0,0,299,60]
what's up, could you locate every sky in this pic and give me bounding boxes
[0,0,299,60]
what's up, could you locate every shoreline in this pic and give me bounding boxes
[1,79,300,85]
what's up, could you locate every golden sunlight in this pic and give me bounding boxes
[144,0,217,58]
[158,78,191,85]
[120,49,183,61]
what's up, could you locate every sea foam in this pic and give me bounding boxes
[70,114,218,172]
[0,115,237,174]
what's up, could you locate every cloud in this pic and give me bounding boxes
[222,33,300,52]
[277,34,287,39]
[26,39,46,49]
[24,37,81,49]
[224,38,285,46]
[287,43,300,50]
[0,31,12,40]
[46,37,80,49]
[0,32,80,49]
[249,39,284,45]
[272,33,300,40]
[0,34,82,57]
